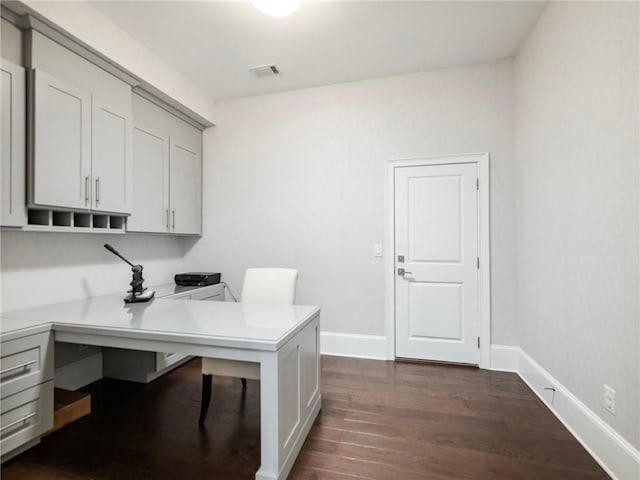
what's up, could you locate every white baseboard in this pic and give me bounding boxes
[54,352,103,390]
[489,344,519,372]
[490,345,640,480]
[320,332,387,360]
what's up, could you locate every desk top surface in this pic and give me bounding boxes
[1,293,319,351]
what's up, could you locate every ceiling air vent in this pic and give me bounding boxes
[249,64,280,78]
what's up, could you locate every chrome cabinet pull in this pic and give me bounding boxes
[1,412,37,433]
[166,209,170,228]
[84,176,90,205]
[0,359,37,376]
[172,210,175,230]
[95,177,100,204]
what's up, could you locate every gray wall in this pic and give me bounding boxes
[184,59,517,344]
[1,231,185,312]
[514,2,639,448]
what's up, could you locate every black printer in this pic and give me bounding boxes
[174,272,221,287]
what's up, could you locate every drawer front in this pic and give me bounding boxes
[0,332,54,399]
[189,285,223,301]
[193,293,221,301]
[155,352,189,371]
[1,380,54,455]
[167,291,192,300]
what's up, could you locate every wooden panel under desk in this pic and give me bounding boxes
[45,388,91,436]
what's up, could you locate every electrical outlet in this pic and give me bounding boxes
[604,385,616,415]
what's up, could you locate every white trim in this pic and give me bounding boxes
[53,353,103,390]
[489,344,519,372]
[385,152,492,367]
[489,346,640,480]
[320,332,387,360]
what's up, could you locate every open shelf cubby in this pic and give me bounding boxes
[73,213,91,228]
[25,209,127,234]
[52,211,72,227]
[92,215,109,229]
[109,216,125,230]
[27,209,50,226]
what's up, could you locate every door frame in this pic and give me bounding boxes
[385,152,491,369]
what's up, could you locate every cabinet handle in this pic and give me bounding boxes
[84,176,90,205]
[0,412,37,433]
[172,210,175,230]
[166,209,170,228]
[0,359,37,376]
[95,177,100,204]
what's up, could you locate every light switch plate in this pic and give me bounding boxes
[374,243,383,257]
[604,385,616,415]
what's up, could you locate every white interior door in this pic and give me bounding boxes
[395,162,479,364]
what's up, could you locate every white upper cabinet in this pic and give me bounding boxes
[91,96,133,214]
[169,138,201,235]
[31,69,91,210]
[127,124,170,233]
[1,59,27,227]
[128,94,202,235]
[29,69,133,214]
[26,31,134,216]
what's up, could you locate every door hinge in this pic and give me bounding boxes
[477,257,480,269]
[476,178,479,190]
[477,337,480,348]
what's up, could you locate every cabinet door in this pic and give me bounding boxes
[1,60,26,227]
[127,124,170,233]
[169,137,201,235]
[91,96,133,214]
[32,69,91,210]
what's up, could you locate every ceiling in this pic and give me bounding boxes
[89,1,546,101]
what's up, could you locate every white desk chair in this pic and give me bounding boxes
[198,267,299,424]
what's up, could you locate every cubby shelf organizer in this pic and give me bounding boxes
[25,208,127,234]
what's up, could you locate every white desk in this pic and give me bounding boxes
[1,294,322,480]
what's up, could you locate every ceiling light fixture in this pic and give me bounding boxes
[250,0,300,17]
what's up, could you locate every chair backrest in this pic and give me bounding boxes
[240,268,298,305]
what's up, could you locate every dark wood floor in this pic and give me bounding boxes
[2,356,608,480]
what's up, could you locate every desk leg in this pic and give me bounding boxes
[256,353,280,480]
[255,316,321,480]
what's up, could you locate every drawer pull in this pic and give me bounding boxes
[0,359,38,376]
[1,412,37,433]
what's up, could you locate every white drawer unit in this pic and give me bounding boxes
[161,283,224,301]
[155,351,186,372]
[0,332,54,400]
[189,287,223,301]
[0,328,54,461]
[0,381,54,457]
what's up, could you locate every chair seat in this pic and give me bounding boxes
[201,357,260,380]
